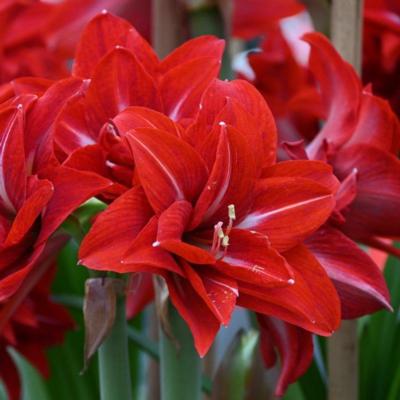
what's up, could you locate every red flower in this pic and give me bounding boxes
[0,87,111,301]
[0,266,73,400]
[51,12,224,200]
[0,0,139,84]
[78,69,344,356]
[232,0,305,39]
[363,0,400,116]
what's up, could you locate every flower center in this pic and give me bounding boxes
[210,204,236,258]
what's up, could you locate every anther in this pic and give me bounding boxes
[288,279,295,285]
[218,121,227,127]
[152,241,160,247]
[228,204,236,221]
[222,235,229,247]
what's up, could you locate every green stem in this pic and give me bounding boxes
[159,304,202,400]
[98,298,132,400]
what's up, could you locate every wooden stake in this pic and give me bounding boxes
[328,1,363,400]
[152,0,185,58]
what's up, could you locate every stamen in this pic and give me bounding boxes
[211,222,224,254]
[222,235,229,247]
[228,204,236,221]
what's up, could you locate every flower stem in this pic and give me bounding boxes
[98,297,132,400]
[159,304,202,400]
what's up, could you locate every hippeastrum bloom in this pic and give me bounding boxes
[232,0,305,39]
[52,12,224,200]
[0,266,73,400]
[237,31,395,394]
[0,0,138,84]
[0,88,111,302]
[363,0,400,116]
[79,72,346,357]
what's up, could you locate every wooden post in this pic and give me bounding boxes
[328,1,363,400]
[152,0,185,58]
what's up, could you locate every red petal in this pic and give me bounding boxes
[113,106,182,137]
[85,48,161,131]
[5,178,53,246]
[157,201,215,264]
[257,316,313,396]
[237,177,335,251]
[160,57,221,121]
[79,187,153,271]
[160,35,224,73]
[0,106,26,213]
[121,217,183,275]
[73,12,158,78]
[262,160,340,193]
[26,77,85,172]
[199,79,277,167]
[126,128,208,214]
[216,229,294,287]
[0,349,20,400]
[238,245,341,335]
[306,226,391,318]
[181,261,237,325]
[166,272,220,357]
[343,91,399,153]
[303,33,362,158]
[190,124,256,229]
[126,272,155,319]
[38,166,112,244]
[334,144,400,238]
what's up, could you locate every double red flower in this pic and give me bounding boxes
[0,267,73,400]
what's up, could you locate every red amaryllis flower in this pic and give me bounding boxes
[52,12,224,199]
[363,0,400,116]
[0,266,73,400]
[0,0,139,84]
[0,88,111,301]
[238,31,395,394]
[232,0,305,39]
[79,71,346,356]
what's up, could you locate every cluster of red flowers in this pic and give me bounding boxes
[0,1,398,398]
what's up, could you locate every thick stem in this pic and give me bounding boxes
[98,298,132,400]
[328,2,363,400]
[159,304,202,400]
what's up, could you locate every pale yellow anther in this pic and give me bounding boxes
[222,235,229,247]
[217,227,225,239]
[228,204,236,220]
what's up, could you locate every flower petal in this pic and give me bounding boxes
[237,177,335,251]
[191,124,256,229]
[126,128,208,214]
[262,160,340,193]
[37,167,112,244]
[166,272,220,357]
[0,106,26,213]
[216,229,294,288]
[181,261,237,325]
[160,57,221,121]
[306,226,391,318]
[334,144,400,239]
[257,316,313,397]
[73,12,158,78]
[238,245,341,335]
[79,187,153,271]
[303,32,362,158]
[157,201,215,264]
[85,48,161,131]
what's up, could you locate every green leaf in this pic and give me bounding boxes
[8,349,50,400]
